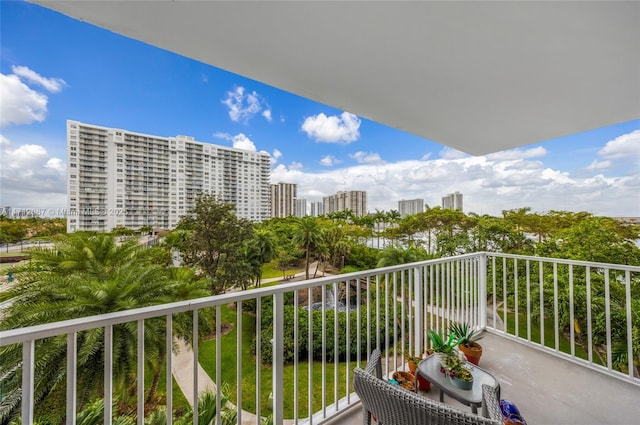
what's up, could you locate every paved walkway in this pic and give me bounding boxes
[171,338,268,425]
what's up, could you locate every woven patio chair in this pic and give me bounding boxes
[353,367,502,425]
[364,348,383,379]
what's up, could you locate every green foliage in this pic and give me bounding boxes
[176,194,254,294]
[255,302,397,364]
[427,330,459,355]
[0,233,210,423]
[449,322,483,347]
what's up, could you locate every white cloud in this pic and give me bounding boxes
[0,66,67,127]
[349,151,384,164]
[0,73,48,127]
[584,160,613,172]
[301,111,361,143]
[271,147,640,217]
[486,146,547,161]
[222,86,269,123]
[213,132,232,140]
[439,147,468,160]
[320,155,339,166]
[0,137,66,209]
[262,109,272,122]
[12,65,67,93]
[231,133,256,151]
[289,161,303,171]
[598,130,640,164]
[272,149,282,160]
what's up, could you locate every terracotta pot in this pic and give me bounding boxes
[416,373,431,391]
[458,342,482,365]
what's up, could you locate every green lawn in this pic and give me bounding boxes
[197,304,355,419]
[261,261,304,280]
[498,310,600,364]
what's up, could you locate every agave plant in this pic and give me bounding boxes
[449,323,483,348]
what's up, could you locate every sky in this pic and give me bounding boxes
[1,1,639,219]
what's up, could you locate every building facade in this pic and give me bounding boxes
[67,120,271,232]
[295,198,307,218]
[398,198,424,218]
[270,182,297,218]
[442,192,463,211]
[310,201,323,217]
[323,190,367,217]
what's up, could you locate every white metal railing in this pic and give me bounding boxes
[1,252,638,424]
[485,253,640,386]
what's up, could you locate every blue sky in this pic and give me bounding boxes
[1,1,639,218]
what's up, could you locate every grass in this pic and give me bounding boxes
[197,304,356,419]
[497,310,601,364]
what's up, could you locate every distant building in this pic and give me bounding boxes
[442,192,463,211]
[310,201,323,217]
[398,199,424,218]
[295,198,307,217]
[323,190,367,217]
[66,120,271,232]
[271,182,297,218]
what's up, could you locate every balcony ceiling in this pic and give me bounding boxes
[35,1,639,155]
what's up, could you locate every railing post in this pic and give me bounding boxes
[413,266,423,356]
[22,340,35,425]
[478,253,488,330]
[272,292,284,423]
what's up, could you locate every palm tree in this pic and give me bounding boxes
[292,217,323,279]
[0,233,209,423]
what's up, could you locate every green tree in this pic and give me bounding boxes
[292,216,323,279]
[0,233,209,424]
[177,194,254,294]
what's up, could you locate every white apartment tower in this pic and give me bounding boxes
[295,199,308,217]
[310,201,323,217]
[270,182,297,218]
[66,120,271,232]
[323,191,367,217]
[398,199,424,218]
[442,192,463,212]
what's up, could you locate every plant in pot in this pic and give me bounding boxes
[427,329,459,361]
[449,322,483,365]
[439,352,474,390]
[402,348,422,374]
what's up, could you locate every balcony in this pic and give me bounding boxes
[1,253,639,424]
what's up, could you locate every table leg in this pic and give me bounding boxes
[439,390,444,403]
[471,405,477,414]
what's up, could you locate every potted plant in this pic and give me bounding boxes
[402,348,422,374]
[439,353,474,390]
[427,329,460,361]
[449,322,483,365]
[416,348,435,391]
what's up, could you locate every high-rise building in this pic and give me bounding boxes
[310,201,323,217]
[323,190,367,217]
[66,120,271,232]
[398,199,424,218]
[295,198,307,217]
[442,192,463,211]
[270,182,297,218]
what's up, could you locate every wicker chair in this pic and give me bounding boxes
[353,366,502,425]
[364,348,383,379]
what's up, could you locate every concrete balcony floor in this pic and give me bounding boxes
[328,332,640,425]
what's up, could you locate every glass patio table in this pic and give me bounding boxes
[416,355,499,414]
